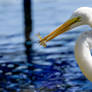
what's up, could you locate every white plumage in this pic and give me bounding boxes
[75,31,92,81]
[71,7,92,81]
[39,7,92,82]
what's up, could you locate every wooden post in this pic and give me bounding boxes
[23,0,35,86]
[24,0,32,41]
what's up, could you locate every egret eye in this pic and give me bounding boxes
[77,16,81,22]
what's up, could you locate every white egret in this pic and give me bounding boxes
[38,7,92,82]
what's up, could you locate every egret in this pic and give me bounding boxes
[38,7,92,82]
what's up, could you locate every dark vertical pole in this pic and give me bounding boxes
[24,0,32,41]
[23,0,35,86]
[24,0,32,64]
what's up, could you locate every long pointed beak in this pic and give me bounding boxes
[38,17,80,47]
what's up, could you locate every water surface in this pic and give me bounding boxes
[0,0,92,92]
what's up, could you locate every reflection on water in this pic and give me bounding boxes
[0,0,92,92]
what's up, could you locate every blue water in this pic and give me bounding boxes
[0,0,92,92]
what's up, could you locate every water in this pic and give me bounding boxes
[0,0,92,92]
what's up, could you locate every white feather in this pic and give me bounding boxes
[75,31,92,81]
[71,7,92,81]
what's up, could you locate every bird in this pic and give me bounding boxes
[38,7,92,82]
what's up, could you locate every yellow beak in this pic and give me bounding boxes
[38,17,80,47]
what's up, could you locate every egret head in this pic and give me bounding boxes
[39,7,92,47]
[70,7,92,28]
